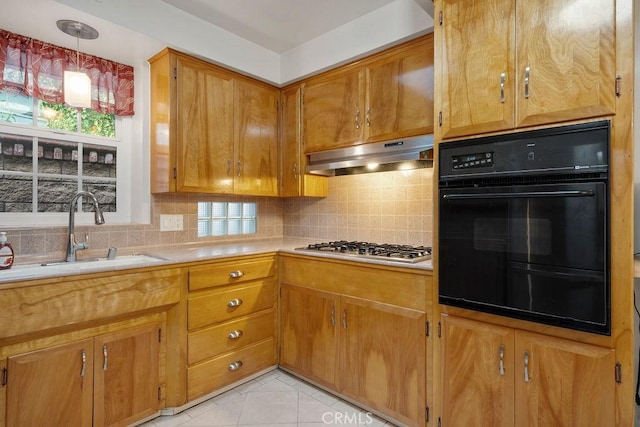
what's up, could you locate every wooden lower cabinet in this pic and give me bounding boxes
[441,315,615,427]
[185,256,277,401]
[280,285,340,388]
[5,323,161,427]
[281,285,426,425]
[339,296,425,426]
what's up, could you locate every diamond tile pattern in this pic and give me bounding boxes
[139,370,396,426]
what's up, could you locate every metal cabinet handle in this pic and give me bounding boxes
[524,351,530,382]
[524,67,531,99]
[355,109,361,129]
[228,361,243,371]
[226,159,232,176]
[229,270,244,279]
[227,298,243,308]
[366,107,371,126]
[342,309,347,329]
[500,73,506,103]
[228,330,243,339]
[331,305,336,327]
[293,163,298,179]
[103,344,108,371]
[237,160,242,177]
[80,349,86,377]
[499,344,505,376]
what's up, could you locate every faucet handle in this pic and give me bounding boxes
[76,232,89,250]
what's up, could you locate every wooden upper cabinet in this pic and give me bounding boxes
[303,34,434,154]
[303,68,365,153]
[176,55,234,193]
[149,48,280,196]
[366,34,434,143]
[514,0,616,127]
[234,80,279,196]
[438,0,616,139]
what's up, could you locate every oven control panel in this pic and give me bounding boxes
[452,152,493,170]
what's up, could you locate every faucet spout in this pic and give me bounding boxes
[66,191,105,262]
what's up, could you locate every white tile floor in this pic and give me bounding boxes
[140,369,397,427]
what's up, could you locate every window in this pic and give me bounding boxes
[0,88,118,214]
[198,202,257,237]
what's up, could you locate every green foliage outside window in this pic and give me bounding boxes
[39,101,116,138]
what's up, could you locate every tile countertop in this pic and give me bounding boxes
[0,238,433,285]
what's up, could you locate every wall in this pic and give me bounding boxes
[284,168,434,247]
[7,194,284,261]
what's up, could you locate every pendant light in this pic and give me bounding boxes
[56,20,99,109]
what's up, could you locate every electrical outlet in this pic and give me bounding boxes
[160,214,183,232]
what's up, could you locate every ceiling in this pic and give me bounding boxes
[160,0,398,54]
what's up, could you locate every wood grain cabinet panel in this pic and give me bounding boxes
[441,315,615,427]
[6,338,94,427]
[188,281,275,330]
[438,0,616,139]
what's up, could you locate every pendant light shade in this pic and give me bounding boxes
[56,20,98,109]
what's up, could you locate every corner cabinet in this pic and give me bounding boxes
[303,34,434,153]
[279,254,431,426]
[441,315,615,427]
[437,0,616,139]
[280,85,328,197]
[149,48,278,196]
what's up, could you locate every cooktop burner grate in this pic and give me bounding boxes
[295,241,432,263]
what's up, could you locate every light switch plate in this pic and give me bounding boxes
[160,214,183,231]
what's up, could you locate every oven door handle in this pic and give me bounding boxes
[442,190,595,200]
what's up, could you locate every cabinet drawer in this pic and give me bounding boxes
[187,338,275,400]
[189,257,275,291]
[188,310,275,365]
[188,281,275,330]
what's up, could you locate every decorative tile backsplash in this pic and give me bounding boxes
[284,168,434,247]
[6,168,434,259]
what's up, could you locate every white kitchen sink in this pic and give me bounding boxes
[0,254,167,282]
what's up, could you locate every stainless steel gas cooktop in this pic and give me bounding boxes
[295,241,432,264]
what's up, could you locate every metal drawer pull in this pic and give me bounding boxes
[355,109,361,129]
[500,73,506,103]
[227,298,243,308]
[228,330,243,339]
[499,344,505,376]
[342,309,348,329]
[366,107,371,126]
[228,361,243,371]
[524,351,530,382]
[103,345,108,371]
[524,66,531,99]
[80,349,86,377]
[229,270,244,279]
[331,305,336,327]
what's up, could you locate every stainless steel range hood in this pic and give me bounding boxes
[306,135,434,176]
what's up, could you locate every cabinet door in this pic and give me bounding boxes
[281,86,303,197]
[366,36,434,142]
[303,68,365,153]
[515,0,615,127]
[441,315,514,427]
[176,55,234,193]
[280,284,340,388]
[93,324,161,427]
[6,338,94,427]
[439,0,515,138]
[514,331,615,427]
[234,80,279,196]
[339,296,425,426]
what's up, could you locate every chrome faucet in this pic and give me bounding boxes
[66,191,105,262]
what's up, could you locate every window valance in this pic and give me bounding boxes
[0,28,134,116]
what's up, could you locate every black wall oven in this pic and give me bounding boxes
[438,121,610,335]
